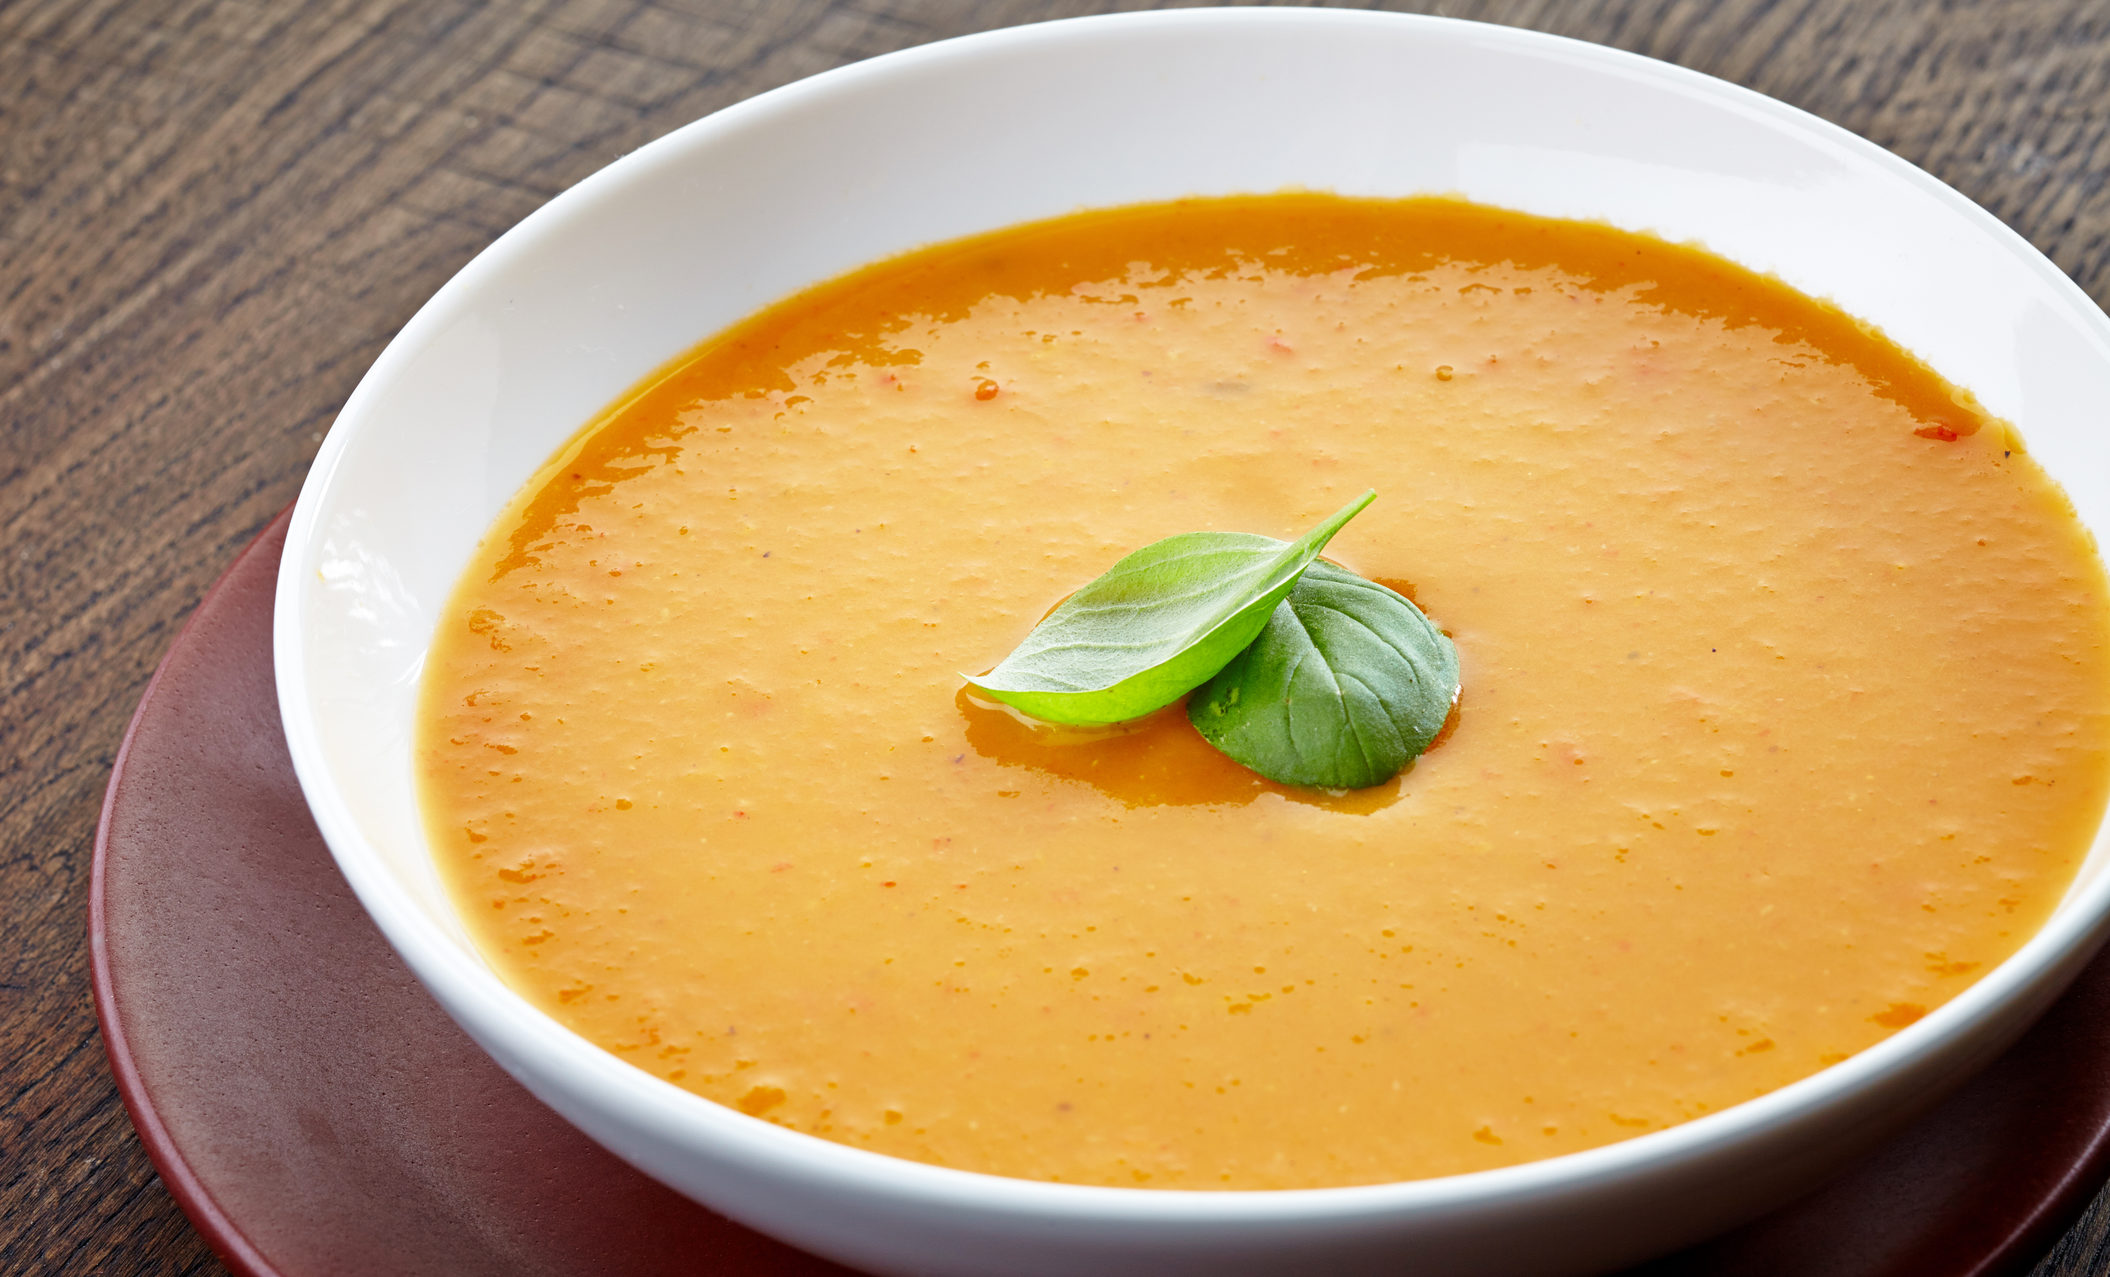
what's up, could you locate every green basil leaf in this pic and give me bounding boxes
[1188,560,1459,789]
[965,491,1375,725]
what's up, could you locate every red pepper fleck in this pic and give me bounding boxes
[1914,424,1960,442]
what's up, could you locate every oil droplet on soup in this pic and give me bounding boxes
[418,195,2110,1189]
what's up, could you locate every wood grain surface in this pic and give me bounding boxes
[4,1,2110,1273]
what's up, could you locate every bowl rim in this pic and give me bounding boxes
[275,3,2110,1225]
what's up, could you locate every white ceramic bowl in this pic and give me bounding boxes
[275,9,2110,1274]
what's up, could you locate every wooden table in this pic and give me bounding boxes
[6,1,2110,1272]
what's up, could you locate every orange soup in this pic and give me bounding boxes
[418,196,2110,1189]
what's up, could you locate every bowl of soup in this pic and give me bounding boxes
[275,8,2110,1274]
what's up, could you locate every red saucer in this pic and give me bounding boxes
[92,509,2110,1277]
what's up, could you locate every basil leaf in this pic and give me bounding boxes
[1188,560,1459,789]
[965,491,1375,725]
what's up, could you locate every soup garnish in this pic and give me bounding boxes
[966,488,1458,787]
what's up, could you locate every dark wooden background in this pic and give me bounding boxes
[5,1,2110,1273]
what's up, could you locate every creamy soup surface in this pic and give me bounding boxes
[419,196,2110,1189]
